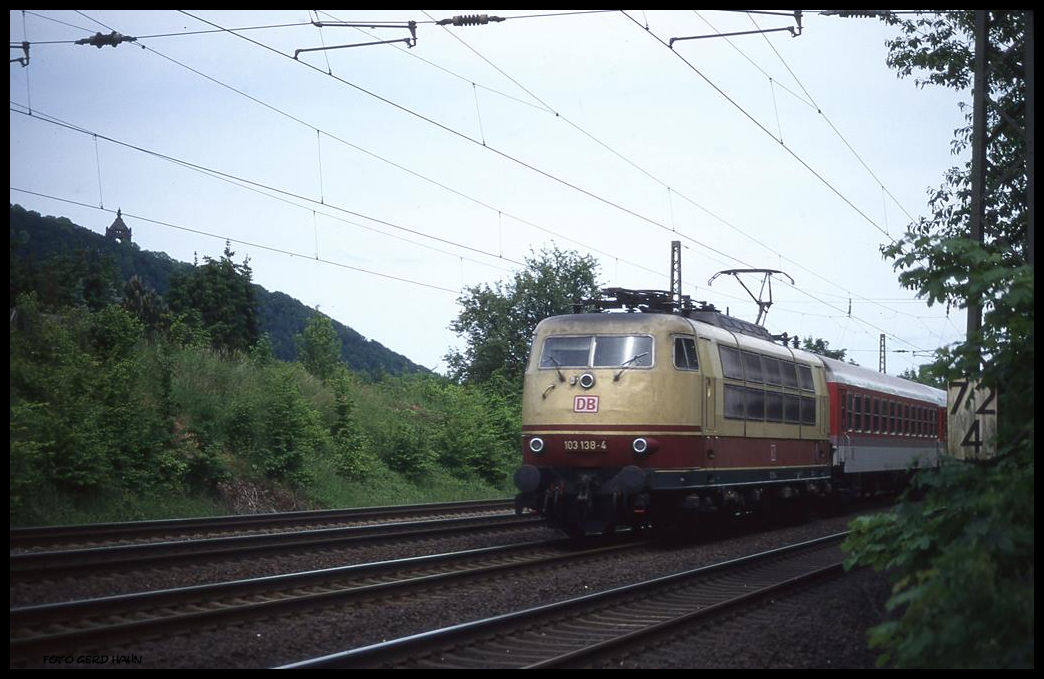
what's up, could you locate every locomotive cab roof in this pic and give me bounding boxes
[573,287,776,343]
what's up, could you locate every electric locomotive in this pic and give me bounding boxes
[513,288,946,536]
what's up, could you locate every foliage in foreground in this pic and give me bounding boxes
[844,10,1033,669]
[843,438,1034,667]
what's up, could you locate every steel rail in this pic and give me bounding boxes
[9,513,543,581]
[10,499,514,550]
[10,536,643,661]
[279,532,850,669]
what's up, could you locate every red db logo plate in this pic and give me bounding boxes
[573,395,599,413]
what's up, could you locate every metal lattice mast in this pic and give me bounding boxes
[670,240,682,309]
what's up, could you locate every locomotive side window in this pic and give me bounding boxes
[673,337,700,370]
[719,346,744,379]
[762,356,783,385]
[745,387,765,420]
[800,396,816,425]
[742,351,764,383]
[717,346,817,425]
[724,384,745,419]
[766,391,783,422]
[797,364,814,391]
[541,336,591,367]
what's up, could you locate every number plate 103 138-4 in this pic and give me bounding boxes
[563,439,607,452]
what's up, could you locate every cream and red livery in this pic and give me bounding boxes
[513,289,946,535]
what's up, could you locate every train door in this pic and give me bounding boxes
[836,389,852,467]
[697,337,717,434]
[671,334,702,424]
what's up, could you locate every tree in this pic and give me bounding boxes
[445,246,601,387]
[122,274,167,337]
[296,311,342,382]
[897,364,947,390]
[800,336,851,362]
[878,10,1031,427]
[843,11,1033,669]
[167,241,260,354]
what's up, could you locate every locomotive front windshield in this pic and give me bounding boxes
[539,335,653,369]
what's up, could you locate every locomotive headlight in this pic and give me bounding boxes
[528,437,545,454]
[578,372,596,389]
[632,437,659,455]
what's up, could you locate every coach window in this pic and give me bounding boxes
[780,361,799,388]
[673,336,700,370]
[889,402,897,434]
[783,393,801,424]
[872,398,880,433]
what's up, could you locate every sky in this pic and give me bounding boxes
[9,10,971,375]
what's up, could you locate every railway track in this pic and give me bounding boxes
[280,532,850,669]
[10,504,540,583]
[10,499,516,552]
[10,535,645,666]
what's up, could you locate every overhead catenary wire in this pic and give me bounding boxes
[415,10,937,327]
[54,10,702,295]
[415,9,940,349]
[66,6,927,328]
[8,7,956,365]
[9,105,523,270]
[103,11,941,350]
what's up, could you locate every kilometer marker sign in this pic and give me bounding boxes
[947,378,997,460]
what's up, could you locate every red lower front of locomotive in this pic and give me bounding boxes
[514,429,832,536]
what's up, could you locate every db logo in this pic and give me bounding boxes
[573,395,599,413]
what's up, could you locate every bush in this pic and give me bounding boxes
[843,439,1034,668]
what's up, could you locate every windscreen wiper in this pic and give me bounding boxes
[546,355,566,382]
[614,352,649,381]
